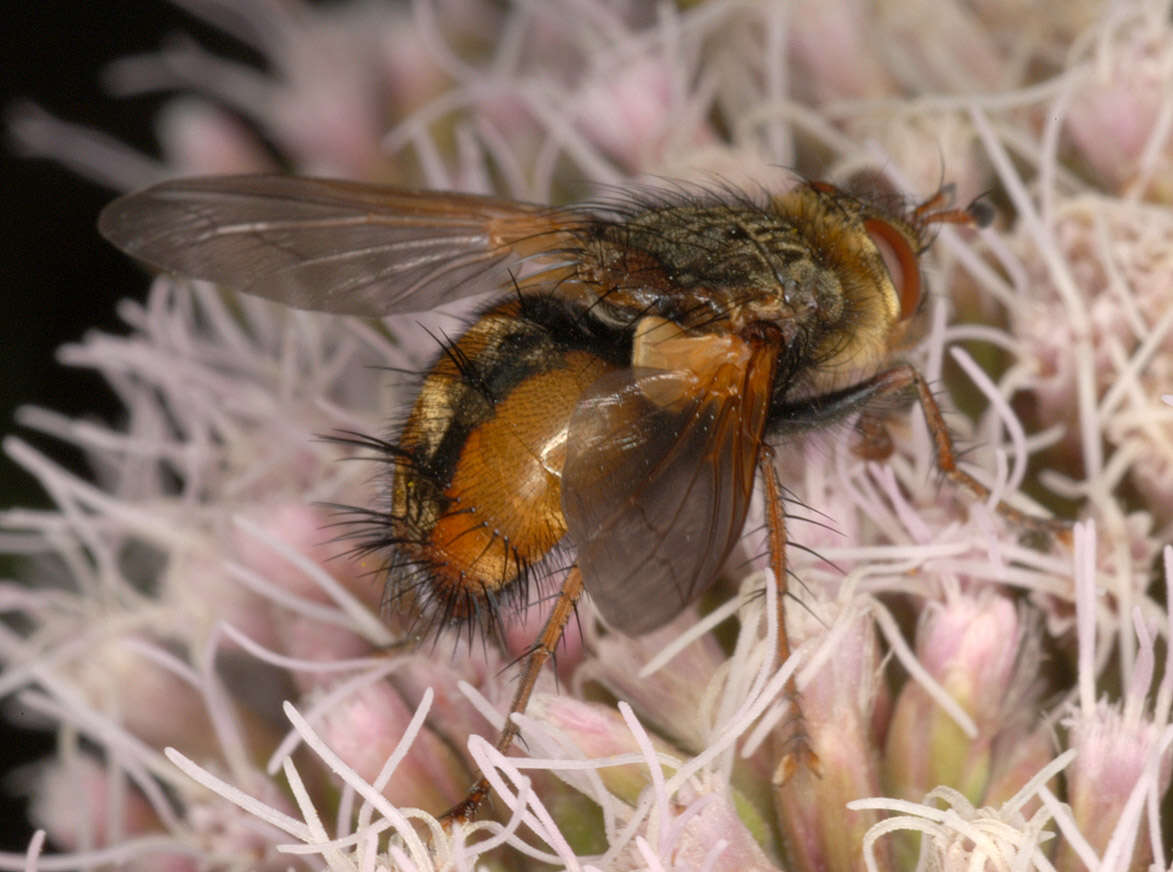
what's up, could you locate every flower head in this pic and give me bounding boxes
[5,1,1173,871]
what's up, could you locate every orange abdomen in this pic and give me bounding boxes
[389,297,625,630]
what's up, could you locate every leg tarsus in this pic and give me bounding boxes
[439,567,585,826]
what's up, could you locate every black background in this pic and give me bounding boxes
[1,2,245,850]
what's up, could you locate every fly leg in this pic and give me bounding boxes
[761,362,1067,786]
[758,445,822,782]
[771,364,1070,541]
[870,364,1072,541]
[440,566,585,824]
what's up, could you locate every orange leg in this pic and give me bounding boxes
[441,566,585,824]
[760,362,1068,787]
[774,363,1069,541]
[851,409,896,461]
[876,364,1072,542]
[758,446,821,782]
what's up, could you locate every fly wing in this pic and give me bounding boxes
[561,338,777,635]
[98,174,585,316]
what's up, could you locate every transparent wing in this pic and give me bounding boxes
[561,342,776,635]
[98,174,585,316]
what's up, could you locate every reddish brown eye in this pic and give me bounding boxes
[864,217,921,320]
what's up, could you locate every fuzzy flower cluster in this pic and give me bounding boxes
[4,1,1172,870]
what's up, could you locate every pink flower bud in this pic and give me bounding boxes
[27,754,160,850]
[886,594,1034,808]
[315,680,469,814]
[776,610,889,872]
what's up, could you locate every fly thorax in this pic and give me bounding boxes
[774,259,845,326]
[726,258,846,344]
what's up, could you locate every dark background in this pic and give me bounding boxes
[1,1,244,850]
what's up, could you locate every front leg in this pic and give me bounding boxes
[771,363,1070,540]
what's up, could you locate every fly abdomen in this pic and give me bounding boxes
[388,297,624,634]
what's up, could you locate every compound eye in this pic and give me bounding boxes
[864,218,921,320]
